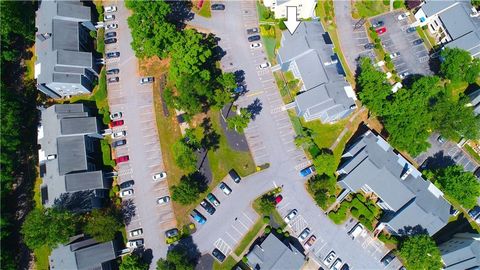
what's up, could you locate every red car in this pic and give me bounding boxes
[274,195,283,205]
[375,27,386,35]
[109,120,124,128]
[116,155,129,164]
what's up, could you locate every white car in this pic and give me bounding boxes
[298,227,310,241]
[259,62,270,69]
[129,229,143,237]
[120,189,134,198]
[153,172,167,182]
[219,182,232,195]
[250,43,262,49]
[110,111,122,120]
[331,259,343,270]
[284,209,298,223]
[157,196,171,205]
[104,14,115,21]
[126,239,143,249]
[106,23,118,30]
[140,77,154,84]
[111,130,126,139]
[323,251,336,266]
[399,71,410,79]
[397,12,410,20]
[389,52,400,59]
[104,5,117,13]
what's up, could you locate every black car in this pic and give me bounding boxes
[248,35,261,42]
[211,4,225,10]
[413,39,424,45]
[200,199,216,215]
[212,248,226,262]
[105,38,117,44]
[340,263,350,270]
[406,27,416,33]
[229,169,241,183]
[106,51,120,58]
[381,252,396,266]
[468,205,480,219]
[119,180,134,189]
[108,77,119,83]
[372,20,384,28]
[106,68,119,75]
[112,139,126,148]
[165,228,179,238]
[364,43,375,49]
[105,31,117,38]
[246,28,259,35]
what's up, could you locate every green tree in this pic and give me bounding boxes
[356,58,391,116]
[184,128,202,150]
[399,235,442,270]
[212,88,234,109]
[172,140,198,172]
[227,108,252,133]
[429,165,480,209]
[120,254,148,270]
[308,174,337,209]
[83,209,123,242]
[171,174,202,205]
[294,127,317,149]
[217,72,237,91]
[440,48,480,83]
[21,208,79,249]
[157,246,195,270]
[312,150,336,175]
[258,194,275,215]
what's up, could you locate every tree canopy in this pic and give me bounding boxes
[440,47,480,83]
[227,108,252,133]
[83,209,123,242]
[172,140,198,172]
[171,174,202,205]
[120,254,149,270]
[157,246,195,270]
[399,235,442,270]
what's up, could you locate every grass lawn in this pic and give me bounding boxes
[233,218,265,256]
[257,1,275,22]
[34,245,51,270]
[416,27,436,50]
[100,139,116,168]
[193,0,211,18]
[301,118,349,150]
[445,80,469,101]
[25,45,36,80]
[352,1,389,18]
[262,36,276,63]
[464,145,480,164]
[213,256,238,270]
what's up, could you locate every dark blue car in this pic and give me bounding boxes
[300,166,315,177]
[190,209,207,224]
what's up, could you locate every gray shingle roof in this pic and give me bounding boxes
[337,131,451,236]
[246,233,305,270]
[439,3,476,40]
[60,117,98,135]
[421,0,457,17]
[439,233,480,269]
[65,171,107,192]
[57,135,88,175]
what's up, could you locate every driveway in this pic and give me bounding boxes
[104,2,176,263]
[188,1,395,269]
[370,11,432,76]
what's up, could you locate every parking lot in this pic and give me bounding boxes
[370,11,432,76]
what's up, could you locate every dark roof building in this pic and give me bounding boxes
[245,233,305,270]
[38,104,107,208]
[35,0,99,98]
[337,130,451,236]
[439,233,480,269]
[277,21,357,123]
[469,89,480,116]
[49,234,119,270]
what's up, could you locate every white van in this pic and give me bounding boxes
[348,223,364,239]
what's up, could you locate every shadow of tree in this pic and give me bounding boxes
[53,191,95,213]
[397,225,429,237]
[247,98,263,120]
[200,117,220,151]
[165,0,194,29]
[176,236,202,265]
[422,151,456,171]
[121,199,136,226]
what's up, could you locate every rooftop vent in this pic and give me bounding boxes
[401,167,413,180]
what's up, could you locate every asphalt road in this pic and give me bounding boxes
[188,1,400,269]
[104,1,176,264]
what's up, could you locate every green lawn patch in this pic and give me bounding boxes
[416,26,436,50]
[96,28,105,54]
[328,193,382,229]
[34,245,51,270]
[464,145,480,164]
[353,1,389,18]
[196,0,211,18]
[213,256,238,270]
[233,219,265,256]
[101,139,115,168]
[257,1,275,21]
[301,118,348,149]
[262,36,276,63]
[445,80,469,101]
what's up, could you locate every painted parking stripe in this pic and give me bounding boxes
[243,212,254,225]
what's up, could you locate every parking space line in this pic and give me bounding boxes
[230,225,244,237]
[243,212,254,225]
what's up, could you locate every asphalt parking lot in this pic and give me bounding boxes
[370,11,432,76]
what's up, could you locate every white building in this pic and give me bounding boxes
[262,0,317,19]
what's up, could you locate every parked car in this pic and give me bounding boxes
[106,23,118,30]
[219,182,232,195]
[229,169,241,183]
[157,196,170,205]
[119,180,134,189]
[108,77,119,83]
[120,189,134,197]
[248,35,261,42]
[381,251,396,266]
[399,72,410,79]
[107,68,119,75]
[372,20,384,28]
[406,27,416,33]
[413,39,424,45]
[165,228,179,238]
[200,200,216,215]
[106,51,120,59]
[104,5,117,13]
[304,235,316,250]
[112,139,126,148]
[375,27,386,35]
[300,165,315,177]
[116,155,130,164]
[211,3,225,10]
[274,195,283,205]
[129,228,143,237]
[364,43,375,49]
[397,12,410,20]
[126,239,143,249]
[110,120,124,128]
[207,193,220,206]
[105,32,117,38]
[331,258,343,270]
[246,28,259,35]
[389,52,400,59]
[212,248,226,262]
[110,111,122,120]
[340,263,349,270]
[190,209,207,224]
[348,223,364,239]
[298,227,311,241]
[324,251,336,266]
[153,172,167,182]
[259,62,270,69]
[103,171,118,178]
[233,85,245,94]
[250,42,262,49]
[468,205,480,219]
[437,135,446,144]
[112,130,126,139]
[105,38,117,44]
[284,209,298,223]
[140,76,154,84]
[104,14,115,21]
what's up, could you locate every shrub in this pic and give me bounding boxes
[112,185,119,193]
[422,25,428,30]
[263,216,271,224]
[264,226,271,234]
[393,0,404,9]
[263,24,272,30]
[283,231,290,238]
[276,228,282,234]
[242,256,248,263]
[328,204,348,224]
[278,19,287,30]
